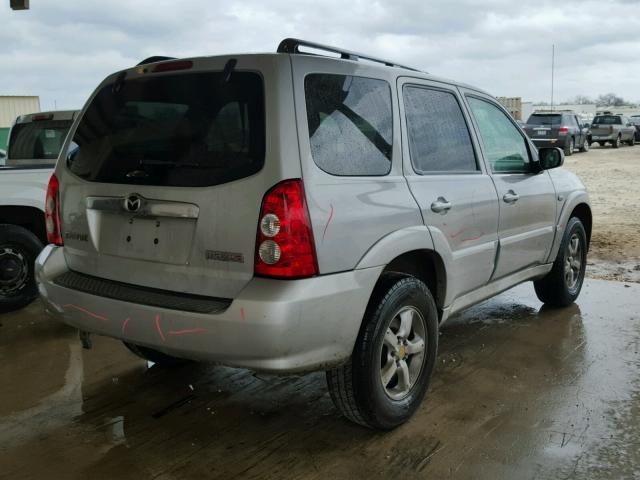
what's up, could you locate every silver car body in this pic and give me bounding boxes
[36,52,590,373]
[589,113,636,143]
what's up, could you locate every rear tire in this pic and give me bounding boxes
[327,275,438,430]
[564,138,574,156]
[123,342,191,367]
[0,224,43,313]
[626,136,635,146]
[534,217,587,307]
[612,135,621,148]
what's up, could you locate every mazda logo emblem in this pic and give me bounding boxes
[124,195,142,212]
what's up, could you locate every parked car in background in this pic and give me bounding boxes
[589,112,635,148]
[36,39,591,430]
[0,149,6,165]
[523,110,589,156]
[0,110,78,312]
[629,115,640,143]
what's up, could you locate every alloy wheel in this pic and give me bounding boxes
[380,306,427,400]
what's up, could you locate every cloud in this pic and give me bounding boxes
[1,0,639,110]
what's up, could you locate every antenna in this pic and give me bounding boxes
[550,44,555,111]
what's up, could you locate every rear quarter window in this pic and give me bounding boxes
[304,74,392,176]
[67,71,265,187]
[7,119,72,166]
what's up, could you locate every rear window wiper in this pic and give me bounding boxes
[138,159,201,168]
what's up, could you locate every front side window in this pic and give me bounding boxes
[67,71,265,187]
[403,86,477,173]
[468,97,531,174]
[7,119,72,167]
[304,74,392,176]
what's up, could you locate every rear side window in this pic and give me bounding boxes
[67,72,265,187]
[304,74,392,176]
[593,115,622,125]
[7,119,72,166]
[403,86,477,173]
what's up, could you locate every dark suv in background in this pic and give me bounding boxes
[524,110,589,156]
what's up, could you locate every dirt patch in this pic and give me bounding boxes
[563,144,640,282]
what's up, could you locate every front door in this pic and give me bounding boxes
[464,94,557,280]
[399,79,499,304]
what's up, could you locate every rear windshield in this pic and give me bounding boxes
[7,119,72,167]
[593,115,622,125]
[67,71,265,187]
[526,114,562,126]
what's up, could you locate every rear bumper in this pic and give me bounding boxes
[589,134,615,141]
[36,245,383,373]
[531,138,567,148]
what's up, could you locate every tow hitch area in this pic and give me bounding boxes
[79,330,92,349]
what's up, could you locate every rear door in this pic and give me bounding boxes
[464,93,557,279]
[57,55,300,299]
[398,78,499,302]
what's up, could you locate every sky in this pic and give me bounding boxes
[1,0,639,111]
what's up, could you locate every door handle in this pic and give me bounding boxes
[430,197,452,214]
[503,190,519,204]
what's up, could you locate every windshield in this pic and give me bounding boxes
[593,116,622,125]
[7,119,72,167]
[526,114,562,126]
[67,71,265,187]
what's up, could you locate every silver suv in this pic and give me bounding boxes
[36,39,592,430]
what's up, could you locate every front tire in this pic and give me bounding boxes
[327,275,438,430]
[579,137,589,152]
[534,217,587,307]
[0,224,43,313]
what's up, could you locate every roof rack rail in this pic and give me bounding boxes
[277,38,422,72]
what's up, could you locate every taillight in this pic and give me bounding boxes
[45,174,63,246]
[558,127,569,134]
[254,179,318,279]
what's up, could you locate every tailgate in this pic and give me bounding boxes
[56,56,298,299]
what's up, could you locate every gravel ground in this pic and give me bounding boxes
[563,142,640,282]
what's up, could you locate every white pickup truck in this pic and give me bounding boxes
[0,110,77,312]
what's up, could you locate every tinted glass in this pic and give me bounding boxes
[468,97,531,173]
[526,114,562,125]
[304,74,392,176]
[403,86,477,173]
[593,115,622,125]
[67,72,265,187]
[7,119,72,167]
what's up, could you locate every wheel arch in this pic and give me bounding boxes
[570,202,592,249]
[0,206,46,244]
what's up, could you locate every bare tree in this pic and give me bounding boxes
[596,93,625,107]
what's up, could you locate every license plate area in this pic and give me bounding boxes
[93,213,197,264]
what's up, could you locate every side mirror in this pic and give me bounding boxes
[538,147,564,170]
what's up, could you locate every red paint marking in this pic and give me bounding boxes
[155,314,165,342]
[461,233,483,242]
[322,204,334,242]
[240,307,246,321]
[121,317,130,334]
[63,304,108,322]
[167,328,207,336]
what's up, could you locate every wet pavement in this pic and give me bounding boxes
[1,279,639,480]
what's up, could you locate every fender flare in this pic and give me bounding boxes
[355,225,436,270]
[546,190,591,263]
